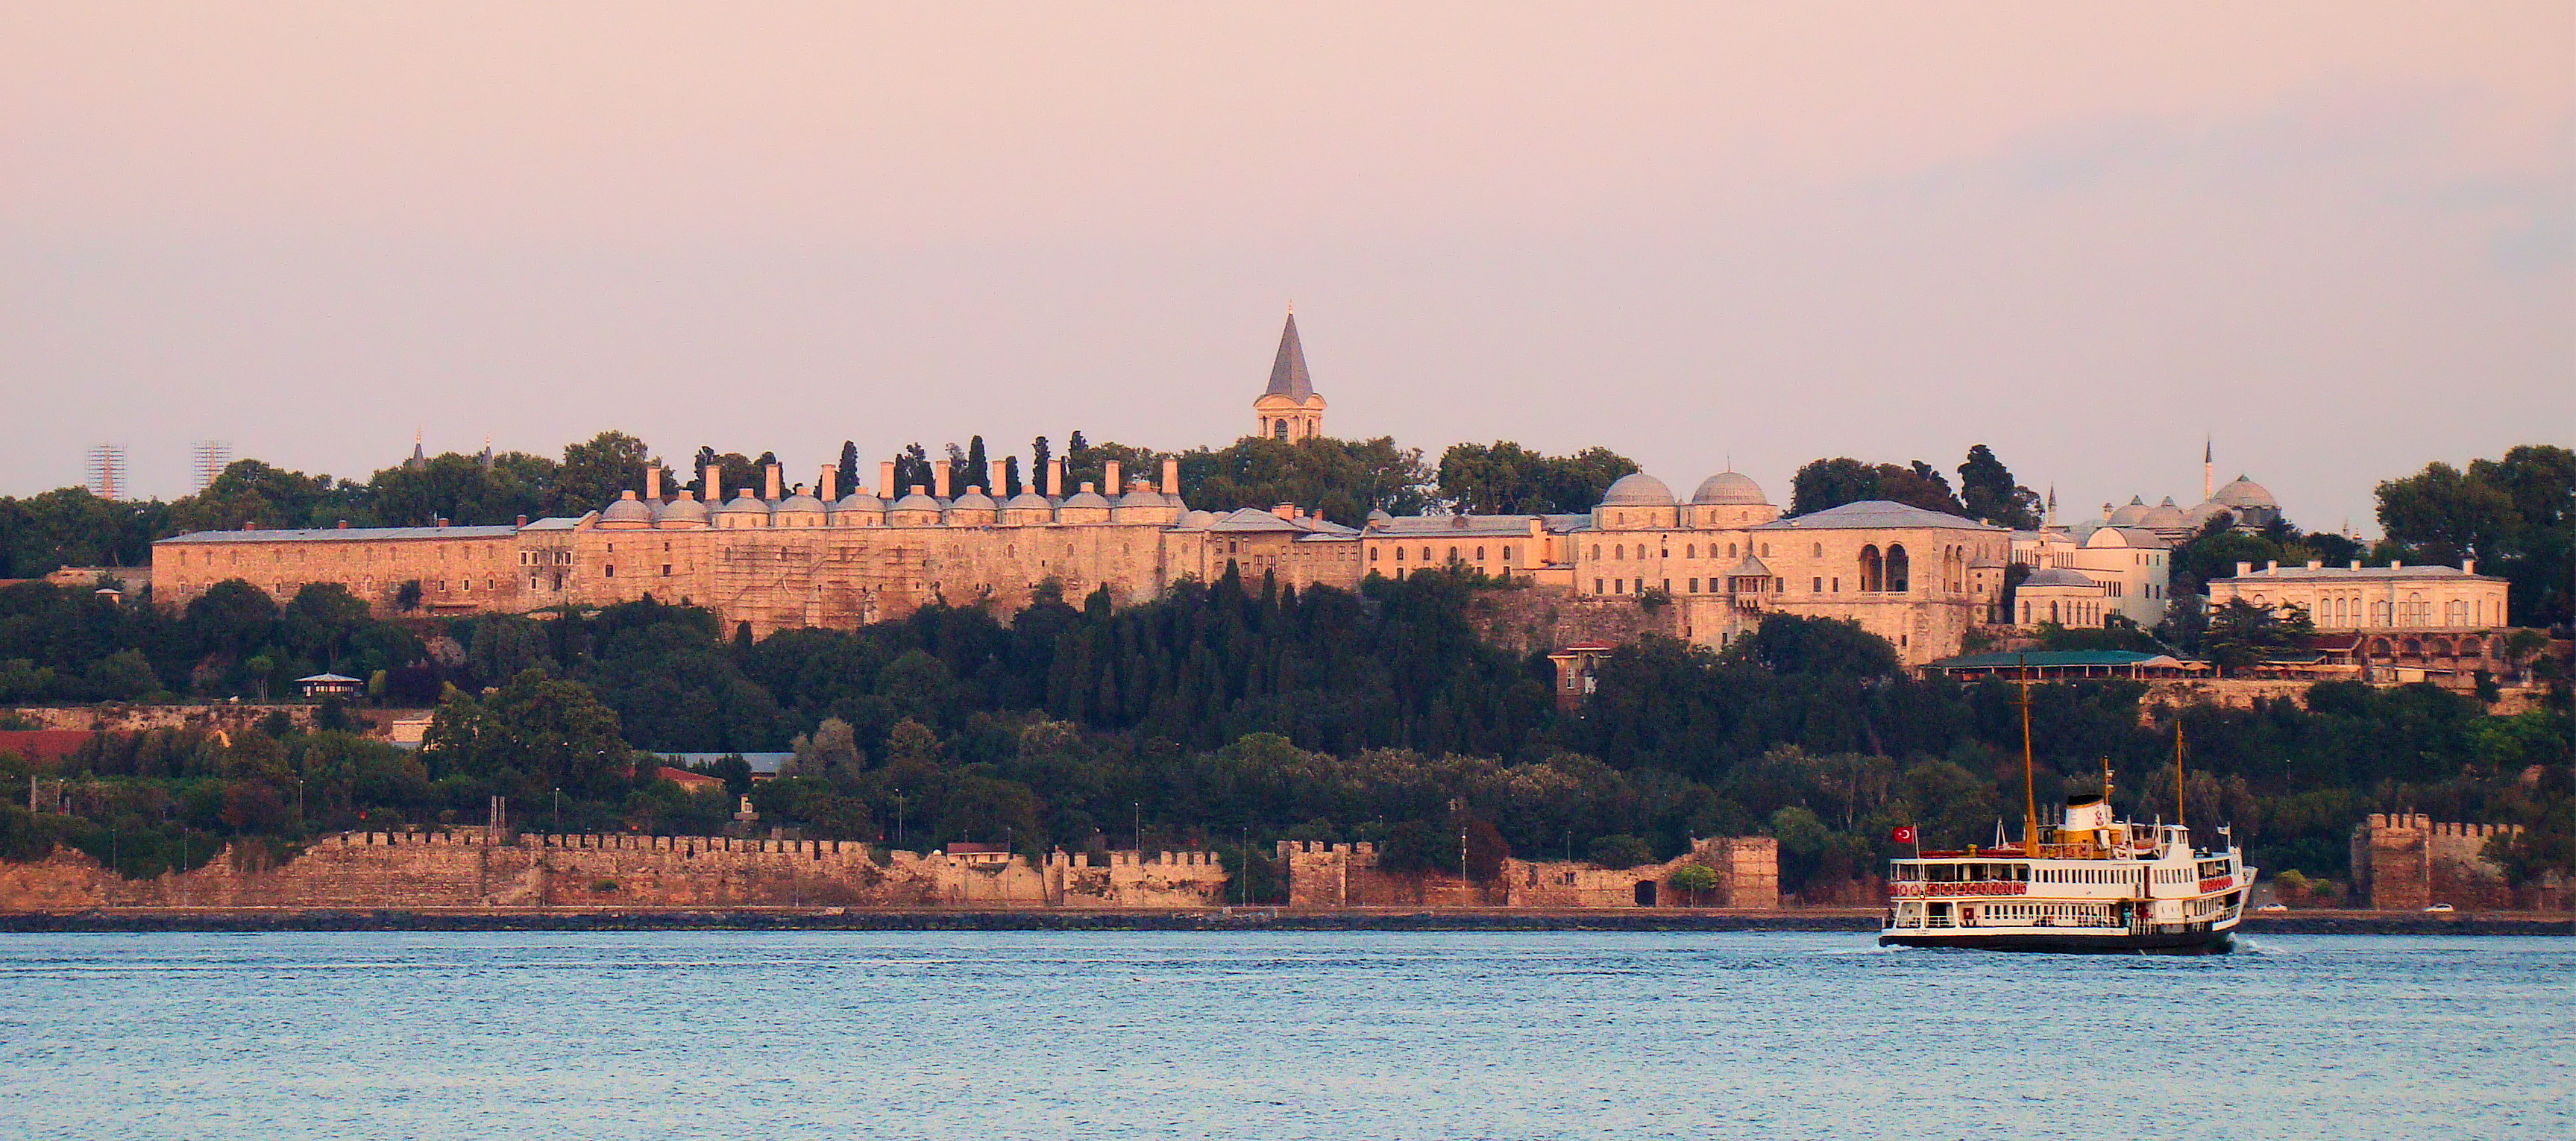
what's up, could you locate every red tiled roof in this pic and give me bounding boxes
[653,766,725,792]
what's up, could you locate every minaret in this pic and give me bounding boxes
[1252,306,1326,443]
[2203,437,2214,501]
[2045,484,2058,527]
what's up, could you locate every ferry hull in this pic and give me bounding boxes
[1879,927,2234,955]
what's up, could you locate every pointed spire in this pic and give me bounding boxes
[407,427,427,471]
[1264,309,1315,400]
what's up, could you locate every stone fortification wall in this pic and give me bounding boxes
[2349,814,2522,911]
[0,829,1230,913]
[2,704,430,738]
[1275,837,1779,909]
[1466,585,1678,656]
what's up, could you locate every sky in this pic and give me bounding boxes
[2,2,2569,532]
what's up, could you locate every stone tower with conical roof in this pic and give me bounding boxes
[1253,309,1326,442]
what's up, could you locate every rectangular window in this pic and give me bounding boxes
[1689,578,1700,593]
[1595,578,1603,594]
[604,565,615,577]
[1812,577,1823,592]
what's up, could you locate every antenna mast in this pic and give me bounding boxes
[2017,656,2039,856]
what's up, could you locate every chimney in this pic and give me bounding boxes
[644,465,661,500]
[338,520,351,529]
[764,462,782,501]
[1104,460,1122,497]
[1051,459,1067,499]
[986,460,1004,497]
[879,461,897,499]
[1273,503,1296,521]
[2307,559,2322,570]
[705,464,723,503]
[242,520,257,530]
[514,515,527,528]
[2350,559,2363,570]
[1161,458,1179,496]
[436,517,448,528]
[2462,559,2475,575]
[1079,482,1096,497]
[818,465,835,503]
[2266,559,2278,572]
[2234,562,2252,577]
[933,462,952,500]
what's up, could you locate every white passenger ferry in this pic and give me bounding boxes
[1881,679,2252,954]
[1879,793,2251,954]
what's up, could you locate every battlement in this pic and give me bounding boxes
[1273,841,1377,858]
[2351,814,2522,910]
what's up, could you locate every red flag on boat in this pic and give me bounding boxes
[1891,826,1916,844]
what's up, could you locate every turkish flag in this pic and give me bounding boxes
[1891,826,1917,844]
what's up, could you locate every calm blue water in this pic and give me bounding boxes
[3,931,2566,1140]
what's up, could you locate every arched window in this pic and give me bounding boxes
[1273,420,1288,439]
[1886,544,1909,593]
[1475,547,1485,561]
[1591,544,1601,560]
[2049,600,2060,623]
[1858,545,1883,592]
[1614,544,1624,559]
[1812,542,1823,557]
[1686,544,1696,559]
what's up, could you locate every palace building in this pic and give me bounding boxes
[154,313,2015,665]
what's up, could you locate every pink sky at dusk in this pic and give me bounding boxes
[2,2,2568,529]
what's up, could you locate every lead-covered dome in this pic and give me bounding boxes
[2212,475,2276,510]
[2021,568,2098,588]
[600,492,654,525]
[776,491,827,515]
[1690,471,1768,506]
[718,493,770,517]
[2107,496,2149,527]
[1600,472,1676,506]
[2140,497,2187,529]
[656,493,711,527]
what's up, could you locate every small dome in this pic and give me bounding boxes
[1599,472,1676,506]
[2140,497,2187,529]
[776,493,827,515]
[601,493,653,524]
[657,494,711,526]
[1366,508,1392,522]
[833,492,885,513]
[2106,496,2149,527]
[1690,471,1768,506]
[2183,500,2228,526]
[1115,487,1166,508]
[949,488,996,510]
[1061,488,1111,510]
[718,494,769,516]
[890,491,943,514]
[1183,509,1219,529]
[2213,475,2276,509]
[1005,491,1052,511]
[2021,568,2098,588]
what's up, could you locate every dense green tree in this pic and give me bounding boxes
[1437,441,1639,515]
[1788,457,1969,518]
[1956,445,2042,529]
[422,670,634,803]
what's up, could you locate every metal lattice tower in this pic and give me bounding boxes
[192,440,233,491]
[85,444,128,501]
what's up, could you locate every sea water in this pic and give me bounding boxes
[2,931,2566,1140]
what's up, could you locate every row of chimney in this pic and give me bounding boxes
[638,456,1184,504]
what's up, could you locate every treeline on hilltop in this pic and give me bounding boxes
[4,567,2567,900]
